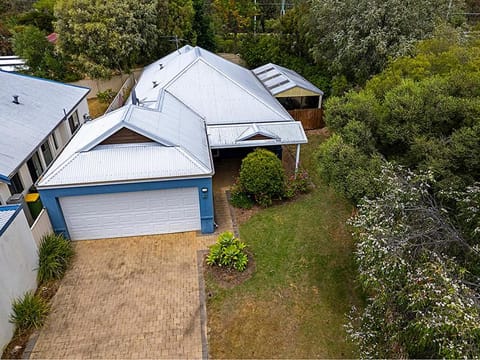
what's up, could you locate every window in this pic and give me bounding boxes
[68,110,80,134]
[27,152,44,183]
[8,172,24,194]
[41,140,53,166]
[52,131,59,150]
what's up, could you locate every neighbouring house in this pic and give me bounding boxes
[0,56,27,72]
[0,205,38,352]
[253,63,324,130]
[0,70,90,220]
[37,45,307,241]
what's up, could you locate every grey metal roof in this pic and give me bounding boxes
[0,56,27,72]
[131,46,293,124]
[207,121,307,149]
[253,63,324,96]
[37,96,213,188]
[0,71,90,179]
[0,205,20,236]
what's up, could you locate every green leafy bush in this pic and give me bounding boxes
[206,231,248,271]
[239,148,285,207]
[9,292,49,331]
[96,89,116,103]
[229,181,254,209]
[37,233,74,284]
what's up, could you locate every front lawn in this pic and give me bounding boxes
[206,133,361,358]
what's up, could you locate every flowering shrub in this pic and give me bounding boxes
[284,170,310,199]
[347,164,480,358]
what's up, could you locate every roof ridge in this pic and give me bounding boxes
[197,57,292,121]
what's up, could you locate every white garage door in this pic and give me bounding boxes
[59,188,201,240]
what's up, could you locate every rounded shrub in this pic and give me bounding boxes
[239,148,285,207]
[206,231,248,272]
[9,292,49,331]
[38,233,74,284]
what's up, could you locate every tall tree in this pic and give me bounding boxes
[192,0,215,50]
[156,0,195,54]
[213,0,256,42]
[54,0,158,78]
[308,0,466,83]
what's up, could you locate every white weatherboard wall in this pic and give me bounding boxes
[0,209,38,352]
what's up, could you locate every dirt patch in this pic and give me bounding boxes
[203,251,256,289]
[1,281,60,359]
[233,205,262,225]
[306,127,330,137]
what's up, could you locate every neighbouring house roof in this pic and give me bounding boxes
[253,63,324,96]
[37,94,213,188]
[0,56,27,72]
[207,121,307,149]
[131,46,293,125]
[0,204,21,236]
[0,71,90,180]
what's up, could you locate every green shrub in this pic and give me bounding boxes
[9,292,49,331]
[96,89,116,103]
[37,233,74,284]
[239,148,285,207]
[229,181,254,209]
[206,231,248,272]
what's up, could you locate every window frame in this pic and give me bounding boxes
[8,172,24,194]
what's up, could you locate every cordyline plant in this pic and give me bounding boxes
[346,163,480,359]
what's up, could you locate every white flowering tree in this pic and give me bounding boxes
[347,164,480,358]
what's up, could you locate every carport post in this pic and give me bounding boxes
[295,144,300,176]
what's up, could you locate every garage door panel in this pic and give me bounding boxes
[59,188,201,240]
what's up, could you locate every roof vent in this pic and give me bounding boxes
[12,95,20,104]
[159,63,164,70]
[152,81,159,88]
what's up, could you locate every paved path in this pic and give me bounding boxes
[30,232,213,359]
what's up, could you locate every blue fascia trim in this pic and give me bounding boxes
[0,204,22,237]
[39,177,215,239]
[0,174,11,184]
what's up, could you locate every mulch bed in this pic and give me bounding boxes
[203,251,256,289]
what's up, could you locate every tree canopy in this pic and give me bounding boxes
[308,0,466,83]
[54,0,158,78]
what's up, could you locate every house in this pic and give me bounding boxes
[0,71,90,212]
[37,46,307,241]
[253,63,324,129]
[0,205,38,352]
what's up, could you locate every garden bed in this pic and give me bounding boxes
[206,133,361,358]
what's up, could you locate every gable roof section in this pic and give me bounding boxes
[253,63,324,96]
[0,71,90,179]
[207,121,307,149]
[131,46,293,124]
[37,96,213,188]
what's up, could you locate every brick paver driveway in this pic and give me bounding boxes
[30,232,210,359]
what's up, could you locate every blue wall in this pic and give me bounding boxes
[39,177,214,239]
